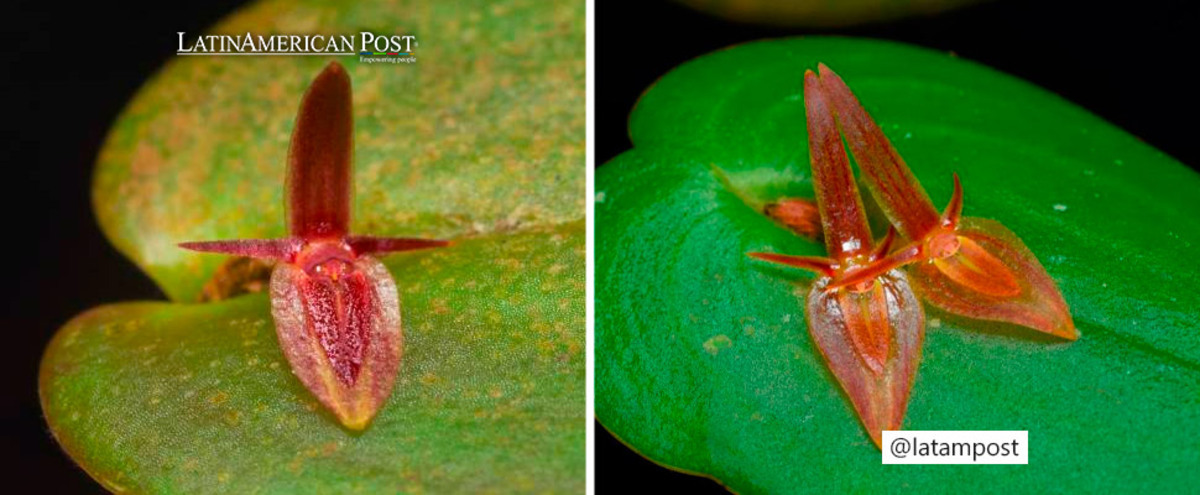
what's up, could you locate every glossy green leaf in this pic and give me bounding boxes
[597,37,1200,492]
[42,222,585,493]
[93,0,585,302]
[43,0,584,492]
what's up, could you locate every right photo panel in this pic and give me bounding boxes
[595,1,1200,493]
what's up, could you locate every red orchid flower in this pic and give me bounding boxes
[814,64,1077,340]
[749,70,925,448]
[180,62,449,429]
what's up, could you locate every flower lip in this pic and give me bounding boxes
[926,230,961,260]
[295,239,356,274]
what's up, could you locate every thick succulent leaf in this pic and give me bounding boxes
[52,0,584,490]
[41,222,584,494]
[597,37,1200,492]
[93,0,584,302]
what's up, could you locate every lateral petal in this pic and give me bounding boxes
[348,236,452,255]
[179,238,300,261]
[747,252,838,277]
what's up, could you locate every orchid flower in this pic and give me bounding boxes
[815,64,1076,340]
[749,70,925,447]
[180,62,450,429]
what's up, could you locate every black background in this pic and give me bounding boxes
[0,0,1197,492]
[596,0,1199,493]
[0,1,249,491]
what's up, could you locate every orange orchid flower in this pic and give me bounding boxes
[815,64,1076,340]
[749,70,924,448]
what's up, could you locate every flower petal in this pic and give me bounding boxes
[179,238,300,261]
[911,218,1077,340]
[931,234,1021,298]
[348,236,453,255]
[747,252,838,277]
[806,271,924,448]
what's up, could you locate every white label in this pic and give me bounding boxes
[882,431,1028,464]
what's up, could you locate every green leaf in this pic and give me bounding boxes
[93,0,584,302]
[43,0,584,492]
[42,221,585,493]
[596,37,1200,492]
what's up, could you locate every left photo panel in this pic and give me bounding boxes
[4,0,585,492]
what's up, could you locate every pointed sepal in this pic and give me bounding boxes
[806,271,924,448]
[805,68,872,258]
[816,63,941,239]
[269,255,403,430]
[287,62,354,239]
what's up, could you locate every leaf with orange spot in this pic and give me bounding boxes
[41,0,585,492]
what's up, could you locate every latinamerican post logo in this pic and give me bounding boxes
[176,32,418,64]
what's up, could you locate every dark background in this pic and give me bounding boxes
[0,0,1197,492]
[596,0,1199,492]
[0,1,249,491]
